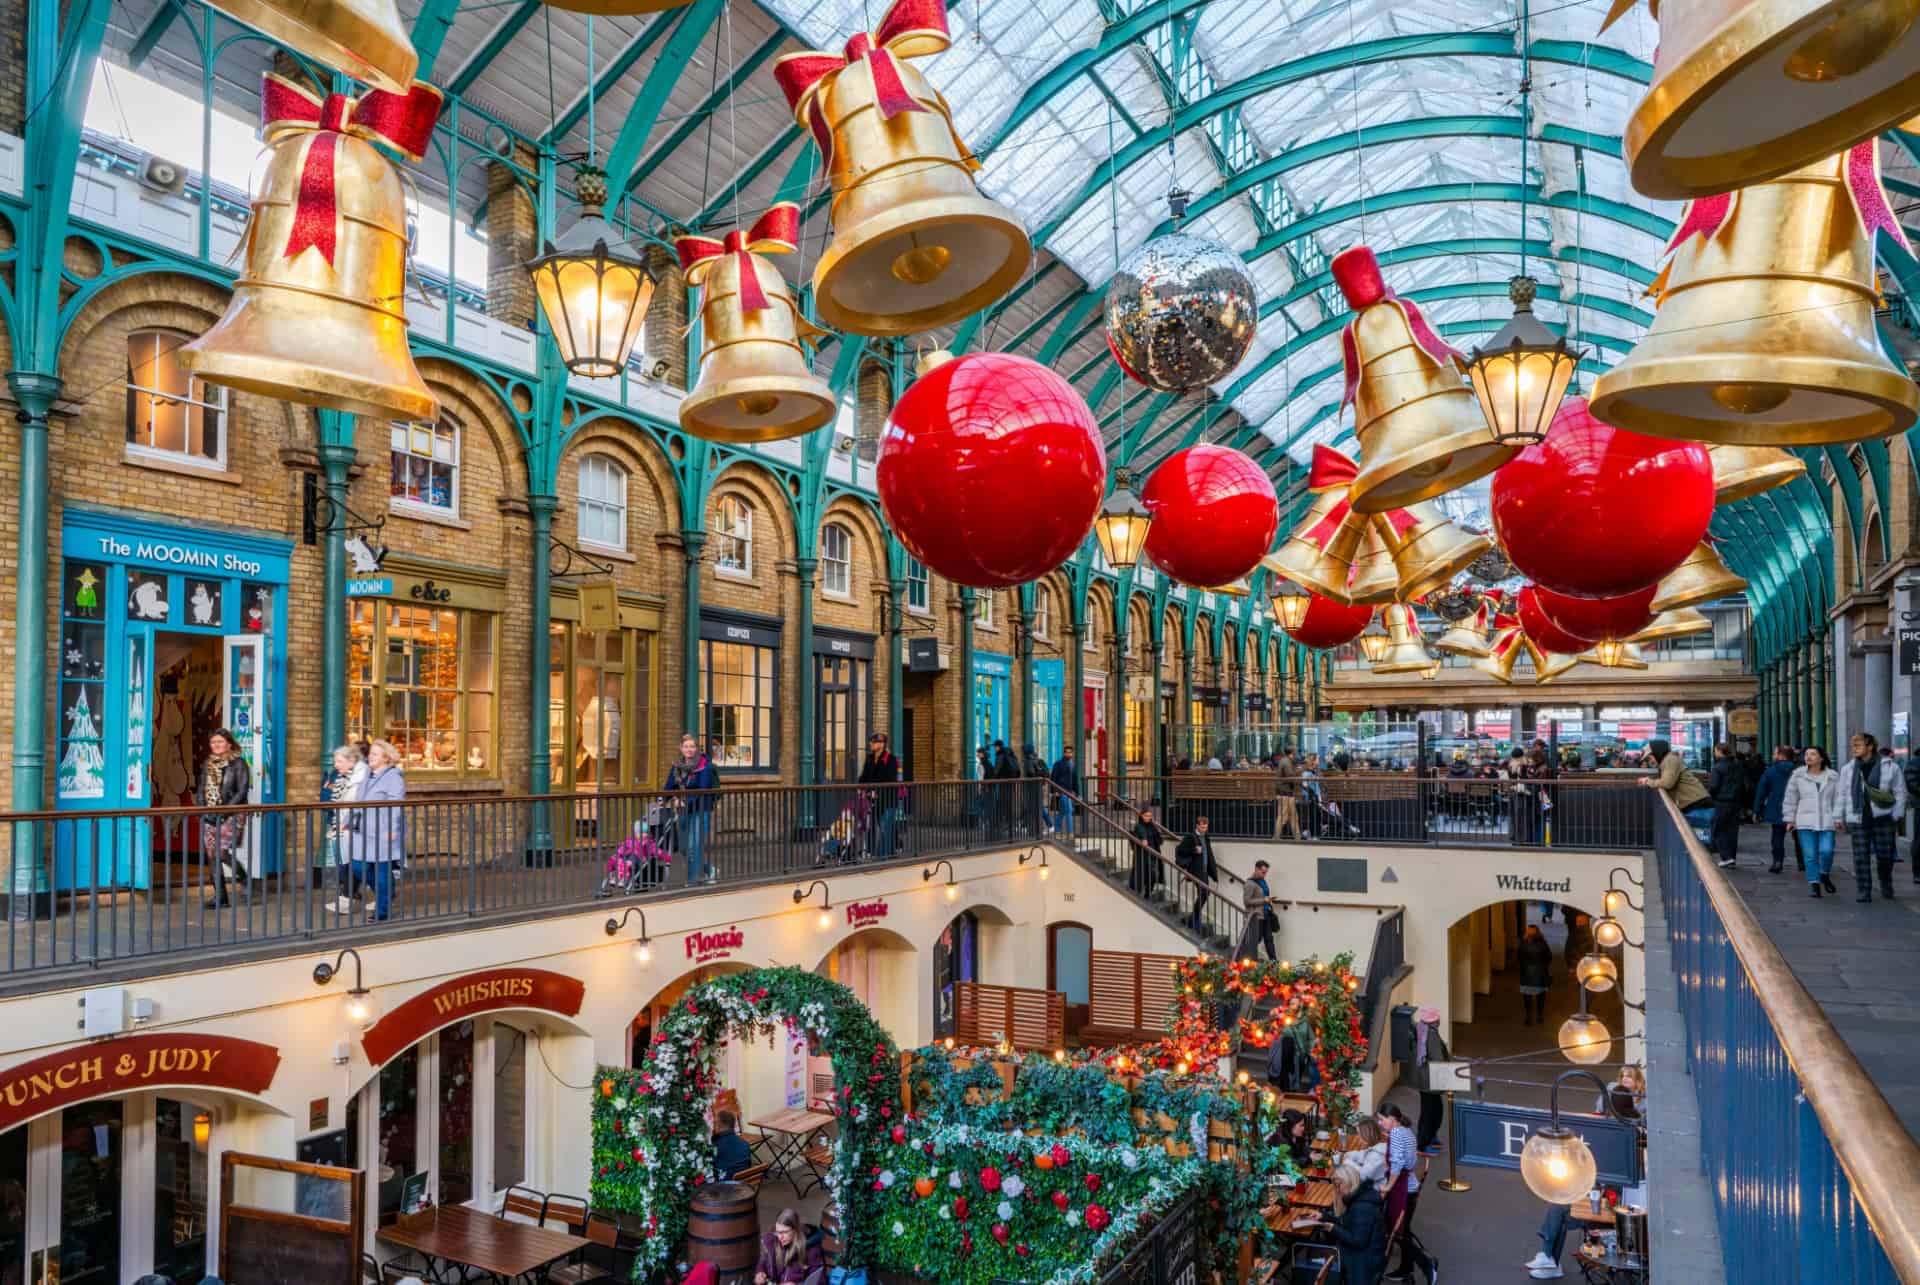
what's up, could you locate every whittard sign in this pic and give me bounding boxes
[1495,873,1573,894]
[1452,1100,1643,1186]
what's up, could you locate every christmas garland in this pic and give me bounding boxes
[589,966,898,1279]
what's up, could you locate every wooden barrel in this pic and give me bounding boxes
[686,1182,759,1281]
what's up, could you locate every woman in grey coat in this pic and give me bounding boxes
[346,739,407,921]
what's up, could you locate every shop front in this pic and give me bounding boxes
[697,611,782,773]
[57,509,291,889]
[547,587,664,794]
[971,652,1011,769]
[932,909,981,1039]
[1083,671,1108,777]
[1030,658,1064,766]
[813,628,874,782]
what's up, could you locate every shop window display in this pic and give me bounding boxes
[493,1023,528,1194]
[152,1098,209,1284]
[59,1098,124,1284]
[700,639,777,770]
[349,602,497,775]
[126,330,226,467]
[438,1020,475,1207]
[390,418,459,515]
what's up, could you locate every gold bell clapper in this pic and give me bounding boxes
[1371,605,1435,675]
[1473,625,1527,684]
[773,0,1031,335]
[1434,601,1495,658]
[205,0,417,93]
[1628,606,1715,643]
[675,204,836,443]
[180,75,441,423]
[1590,143,1920,445]
[1602,0,1920,199]
[1332,246,1515,512]
[1651,541,1750,612]
[1709,442,1807,503]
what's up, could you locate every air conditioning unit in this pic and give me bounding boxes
[140,155,187,197]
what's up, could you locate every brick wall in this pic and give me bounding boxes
[486,143,538,328]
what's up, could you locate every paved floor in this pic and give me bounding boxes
[1718,822,1920,1141]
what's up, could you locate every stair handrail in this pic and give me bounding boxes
[1050,785,1251,946]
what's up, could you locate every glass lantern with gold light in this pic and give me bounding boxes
[1521,1126,1598,1204]
[1576,952,1619,992]
[527,168,657,378]
[1093,466,1154,571]
[1270,578,1311,633]
[1358,614,1390,664]
[1467,276,1581,447]
[1558,1011,1612,1065]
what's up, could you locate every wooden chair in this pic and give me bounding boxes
[543,1192,589,1236]
[733,1161,771,1193]
[546,1212,622,1285]
[797,1143,835,1197]
[1312,1253,1337,1285]
[501,1184,548,1225]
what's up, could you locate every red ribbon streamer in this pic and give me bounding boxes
[772,0,950,166]
[676,204,802,313]
[258,74,442,268]
[1845,139,1912,259]
[1297,444,1417,548]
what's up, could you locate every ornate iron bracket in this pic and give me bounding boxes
[548,536,618,582]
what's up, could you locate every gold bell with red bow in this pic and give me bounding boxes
[1579,640,1651,670]
[676,204,837,443]
[1332,246,1515,513]
[1473,626,1527,684]
[1433,601,1495,658]
[205,0,417,93]
[1591,143,1919,445]
[1651,541,1749,612]
[181,75,441,422]
[1375,500,1492,602]
[1603,0,1920,199]
[1709,442,1806,503]
[1370,604,1434,675]
[773,0,1030,335]
[1532,641,1580,685]
[1628,607,1714,643]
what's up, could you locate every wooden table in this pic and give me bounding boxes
[1570,1203,1617,1228]
[750,1107,836,1191]
[1286,1180,1340,1213]
[378,1204,588,1283]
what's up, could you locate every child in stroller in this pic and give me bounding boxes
[818,791,873,866]
[599,802,676,895]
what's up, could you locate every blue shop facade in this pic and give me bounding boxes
[55,508,291,889]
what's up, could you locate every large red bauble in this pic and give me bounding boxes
[1141,445,1279,588]
[1517,586,1594,656]
[1534,583,1658,644]
[1281,594,1373,650]
[1490,397,1712,598]
[878,353,1107,589]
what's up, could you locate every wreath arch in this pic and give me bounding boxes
[592,966,900,1276]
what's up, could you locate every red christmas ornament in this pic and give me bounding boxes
[1141,445,1279,588]
[1533,583,1658,644]
[1491,396,1711,598]
[878,353,1107,589]
[1280,592,1373,650]
[1516,587,1592,657]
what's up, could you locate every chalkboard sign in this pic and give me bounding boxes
[295,1129,353,1220]
[220,1151,362,1285]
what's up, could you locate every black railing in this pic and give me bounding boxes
[1094,1188,1201,1285]
[0,779,1052,977]
[1054,786,1249,953]
[1357,907,1406,1038]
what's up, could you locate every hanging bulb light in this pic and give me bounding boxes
[1576,953,1619,992]
[1093,466,1154,571]
[526,167,657,377]
[1521,1128,1598,1204]
[1467,274,1582,447]
[1558,1011,1612,1065]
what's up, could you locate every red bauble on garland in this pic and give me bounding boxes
[1141,445,1279,588]
[878,353,1107,589]
[1280,594,1373,650]
[1517,586,1594,656]
[1490,396,1712,598]
[1533,583,1658,644]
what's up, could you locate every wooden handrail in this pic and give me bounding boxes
[1657,791,1920,1281]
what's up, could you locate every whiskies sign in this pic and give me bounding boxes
[362,968,585,1065]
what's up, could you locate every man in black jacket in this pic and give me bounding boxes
[1175,816,1218,931]
[856,733,902,856]
[1130,805,1167,896]
[1049,746,1080,837]
[991,740,1020,837]
[1706,741,1745,868]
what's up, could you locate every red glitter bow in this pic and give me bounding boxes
[1297,445,1417,547]
[258,73,442,268]
[675,204,802,313]
[773,0,952,166]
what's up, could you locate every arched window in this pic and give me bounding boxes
[126,329,227,466]
[1031,589,1050,640]
[821,522,853,596]
[390,417,460,515]
[578,454,629,550]
[714,494,753,576]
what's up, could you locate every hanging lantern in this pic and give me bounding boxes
[204,0,416,93]
[773,0,1031,335]
[527,168,657,378]
[1533,584,1659,646]
[1141,445,1279,589]
[1491,397,1713,599]
[1370,604,1433,675]
[1627,607,1714,643]
[1520,1127,1598,1205]
[1651,541,1749,612]
[1433,600,1494,658]
[1466,275,1582,447]
[1270,579,1312,633]
[1357,613,1390,663]
[1106,214,1259,393]
[180,76,443,422]
[878,352,1105,588]
[1603,0,1920,199]
[1558,1012,1612,1066]
[1093,466,1154,571]
[675,204,834,442]
[1332,245,1515,513]
[1708,443,1806,505]
[1591,143,1919,444]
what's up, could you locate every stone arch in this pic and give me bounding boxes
[1032,571,1072,653]
[410,357,526,498]
[820,492,889,600]
[1126,594,1152,656]
[555,419,681,595]
[1085,581,1115,656]
[708,459,799,568]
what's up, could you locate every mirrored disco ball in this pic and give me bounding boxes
[1429,588,1480,622]
[1105,232,1258,393]
[1468,546,1515,583]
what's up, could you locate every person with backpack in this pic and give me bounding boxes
[1838,732,1906,902]
[1705,742,1747,868]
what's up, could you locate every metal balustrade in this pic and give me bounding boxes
[1653,795,1920,1283]
[0,779,1055,978]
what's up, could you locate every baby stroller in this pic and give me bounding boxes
[598,802,676,895]
[818,792,873,866]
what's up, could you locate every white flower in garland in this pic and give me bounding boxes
[1002,1175,1024,1199]
[1065,1208,1081,1227]
[948,1171,962,1189]
[892,1221,905,1236]
[1119,1149,1139,1170]
[612,1096,627,1112]
[939,1206,952,1221]
[997,1200,1013,1221]
[879,1171,896,1189]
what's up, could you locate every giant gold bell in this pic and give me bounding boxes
[180,92,437,422]
[1377,503,1493,602]
[1531,638,1581,684]
[206,0,416,92]
[1612,0,1920,199]
[1473,628,1527,683]
[788,47,1029,335]
[1651,542,1749,612]
[1265,491,1369,603]
[1578,641,1652,669]
[679,247,835,444]
[1434,602,1494,658]
[1349,521,1402,606]
[1627,606,1715,642]
[1590,152,1919,445]
[1371,604,1435,675]
[1709,442,1807,503]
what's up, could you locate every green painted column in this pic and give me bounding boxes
[682,531,708,745]
[1816,631,1832,751]
[527,495,557,855]
[1015,592,1034,757]
[796,557,817,785]
[1068,622,1086,769]
[1178,638,1193,765]
[318,440,356,767]
[1147,642,1164,777]
[959,589,976,774]
[8,373,60,910]
[1108,637,1127,792]
[887,577,906,754]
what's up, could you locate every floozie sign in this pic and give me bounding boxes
[362,968,586,1065]
[845,898,888,928]
[0,1034,281,1131]
[685,926,744,964]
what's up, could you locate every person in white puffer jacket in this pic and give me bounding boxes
[1781,746,1842,898]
